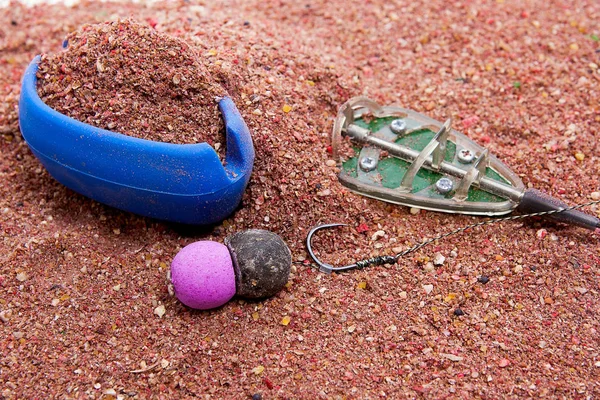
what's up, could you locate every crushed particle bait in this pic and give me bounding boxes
[252,365,265,375]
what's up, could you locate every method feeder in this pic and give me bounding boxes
[307,97,600,273]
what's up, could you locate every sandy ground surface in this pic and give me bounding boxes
[1,0,599,398]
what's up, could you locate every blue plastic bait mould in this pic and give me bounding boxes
[19,56,255,225]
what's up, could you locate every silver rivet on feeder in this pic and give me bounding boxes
[359,156,378,172]
[390,119,407,135]
[457,148,475,163]
[435,177,454,194]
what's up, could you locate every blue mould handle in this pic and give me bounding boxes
[21,57,254,194]
[220,96,255,180]
[19,56,255,224]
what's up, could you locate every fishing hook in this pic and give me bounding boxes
[306,223,398,274]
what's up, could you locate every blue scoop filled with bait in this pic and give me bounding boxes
[19,56,254,225]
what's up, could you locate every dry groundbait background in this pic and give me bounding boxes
[1,0,600,398]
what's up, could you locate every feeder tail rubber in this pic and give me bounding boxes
[517,188,600,230]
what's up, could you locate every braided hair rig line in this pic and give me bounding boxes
[306,199,600,274]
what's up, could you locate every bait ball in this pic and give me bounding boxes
[169,229,291,310]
